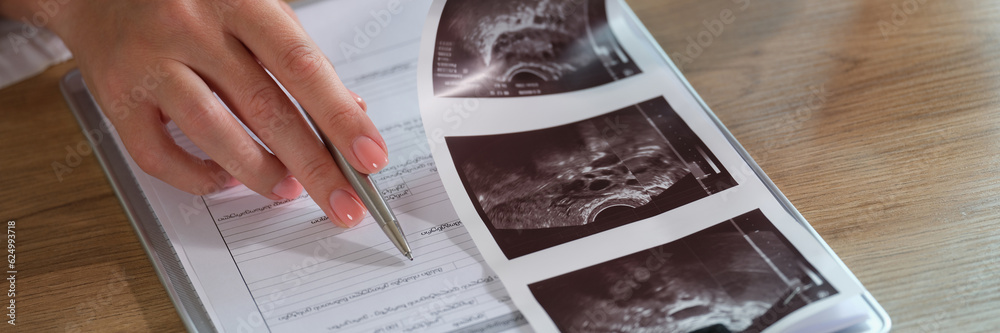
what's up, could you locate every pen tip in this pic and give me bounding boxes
[405,252,413,261]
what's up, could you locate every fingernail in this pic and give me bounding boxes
[348,90,367,112]
[225,176,242,188]
[329,189,367,227]
[352,136,389,173]
[271,176,303,200]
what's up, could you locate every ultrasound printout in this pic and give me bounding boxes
[432,0,641,97]
[447,97,736,259]
[528,209,838,333]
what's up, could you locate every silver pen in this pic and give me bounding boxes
[303,112,413,260]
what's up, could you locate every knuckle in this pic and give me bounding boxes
[154,2,202,34]
[277,41,326,81]
[318,99,363,130]
[213,0,245,13]
[277,1,295,16]
[296,155,337,185]
[244,85,290,130]
[173,99,217,134]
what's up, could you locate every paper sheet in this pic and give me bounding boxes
[96,0,531,332]
[416,0,865,332]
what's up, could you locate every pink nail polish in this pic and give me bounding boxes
[225,175,242,188]
[352,136,389,173]
[271,176,303,200]
[348,90,367,112]
[329,189,367,227]
[331,220,349,228]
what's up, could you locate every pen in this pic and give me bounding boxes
[302,112,413,260]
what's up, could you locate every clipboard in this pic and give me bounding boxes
[57,0,892,331]
[60,69,216,333]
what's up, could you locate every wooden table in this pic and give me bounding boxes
[2,0,998,331]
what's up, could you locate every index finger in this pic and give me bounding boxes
[226,1,388,174]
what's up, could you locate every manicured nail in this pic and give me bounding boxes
[224,175,242,188]
[352,136,389,173]
[271,176,303,200]
[329,189,367,227]
[348,90,367,112]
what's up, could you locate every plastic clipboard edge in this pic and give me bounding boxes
[613,1,892,332]
[59,68,217,333]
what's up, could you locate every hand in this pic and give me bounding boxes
[4,0,385,228]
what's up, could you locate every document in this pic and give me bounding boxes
[416,0,866,332]
[100,0,529,332]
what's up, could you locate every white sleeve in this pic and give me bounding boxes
[0,19,72,89]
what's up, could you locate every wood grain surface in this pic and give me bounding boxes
[2,0,998,331]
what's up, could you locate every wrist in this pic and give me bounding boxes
[0,0,88,44]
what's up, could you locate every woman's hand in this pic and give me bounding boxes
[3,0,384,228]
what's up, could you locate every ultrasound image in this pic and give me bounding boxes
[528,210,838,333]
[447,96,737,259]
[432,0,641,97]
